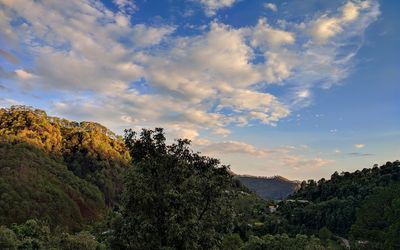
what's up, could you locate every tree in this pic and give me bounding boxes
[222,233,243,250]
[59,231,104,250]
[110,128,234,249]
[318,227,332,242]
[350,183,400,249]
[0,226,18,250]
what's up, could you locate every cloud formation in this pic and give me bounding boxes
[197,0,238,16]
[0,0,380,177]
[197,139,332,175]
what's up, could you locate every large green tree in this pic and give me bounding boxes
[110,128,234,249]
[350,183,400,249]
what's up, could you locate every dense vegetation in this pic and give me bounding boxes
[0,106,130,228]
[242,161,400,249]
[0,219,105,250]
[0,142,104,230]
[0,106,399,249]
[108,128,234,249]
[350,182,400,249]
[288,161,400,235]
[236,175,300,200]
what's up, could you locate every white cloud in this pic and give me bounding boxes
[198,0,238,16]
[310,0,378,44]
[251,18,295,48]
[296,89,310,99]
[14,69,35,80]
[355,144,365,149]
[131,24,176,48]
[342,1,361,22]
[311,16,343,44]
[262,50,297,83]
[200,140,269,157]
[218,88,289,126]
[264,3,277,12]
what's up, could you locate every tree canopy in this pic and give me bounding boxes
[110,128,234,249]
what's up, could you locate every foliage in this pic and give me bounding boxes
[0,220,104,250]
[222,233,244,250]
[350,183,400,249]
[0,106,130,206]
[59,231,105,250]
[283,161,400,235]
[0,142,105,230]
[318,227,332,242]
[241,234,330,250]
[0,225,19,250]
[110,128,234,249]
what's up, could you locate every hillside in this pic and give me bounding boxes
[0,106,131,229]
[257,161,400,249]
[233,161,400,249]
[0,142,104,230]
[236,175,300,200]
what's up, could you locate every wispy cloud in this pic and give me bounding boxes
[349,152,373,157]
[264,3,277,12]
[355,144,365,149]
[196,139,332,173]
[0,49,19,64]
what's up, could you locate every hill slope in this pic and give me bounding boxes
[236,175,300,200]
[0,106,131,229]
[0,142,104,230]
[283,161,400,235]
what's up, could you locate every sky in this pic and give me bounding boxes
[0,0,399,180]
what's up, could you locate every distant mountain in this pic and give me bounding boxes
[0,106,130,229]
[236,175,300,200]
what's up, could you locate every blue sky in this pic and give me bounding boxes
[0,0,399,180]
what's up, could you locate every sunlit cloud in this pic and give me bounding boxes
[354,144,365,149]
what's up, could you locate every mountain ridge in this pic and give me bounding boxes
[235,175,300,200]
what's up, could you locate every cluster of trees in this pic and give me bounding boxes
[0,106,132,229]
[0,106,130,206]
[237,234,336,250]
[254,161,400,249]
[106,128,235,249]
[350,183,400,249]
[0,219,104,250]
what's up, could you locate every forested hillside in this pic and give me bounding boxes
[288,161,400,236]
[0,142,104,230]
[244,161,400,249]
[236,175,300,200]
[0,106,130,229]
